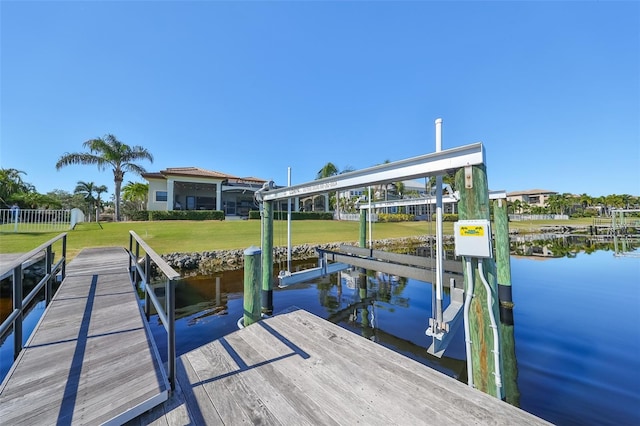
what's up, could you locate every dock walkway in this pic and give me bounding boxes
[132,308,549,425]
[0,247,169,425]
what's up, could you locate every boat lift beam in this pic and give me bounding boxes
[358,190,506,211]
[257,143,485,202]
[254,141,486,348]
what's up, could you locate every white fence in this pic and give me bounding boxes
[0,208,84,232]
[334,212,379,222]
[509,214,569,221]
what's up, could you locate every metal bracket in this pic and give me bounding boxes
[464,165,473,189]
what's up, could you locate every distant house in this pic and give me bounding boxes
[142,167,268,217]
[336,179,458,217]
[506,189,557,209]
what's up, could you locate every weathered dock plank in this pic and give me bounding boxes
[0,247,169,425]
[140,308,550,425]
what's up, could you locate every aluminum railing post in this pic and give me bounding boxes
[61,235,67,280]
[45,246,53,304]
[145,254,152,320]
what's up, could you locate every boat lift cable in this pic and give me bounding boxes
[463,258,475,388]
[277,208,284,274]
[428,186,436,336]
[287,167,292,274]
[434,118,445,331]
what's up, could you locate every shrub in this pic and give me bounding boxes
[130,210,225,221]
[431,213,459,222]
[378,213,416,222]
[571,210,597,218]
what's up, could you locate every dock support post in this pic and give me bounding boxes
[244,246,262,326]
[494,198,520,405]
[13,265,23,360]
[262,200,274,315]
[359,209,367,248]
[456,164,503,399]
[494,199,513,324]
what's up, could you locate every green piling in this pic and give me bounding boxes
[262,200,274,315]
[243,246,262,327]
[493,198,513,323]
[455,164,503,399]
[494,198,520,406]
[359,209,367,248]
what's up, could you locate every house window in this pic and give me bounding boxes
[156,191,168,202]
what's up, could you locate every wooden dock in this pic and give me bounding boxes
[131,308,549,425]
[0,247,169,425]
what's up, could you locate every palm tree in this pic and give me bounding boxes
[579,193,593,209]
[546,194,563,215]
[56,134,153,221]
[0,168,31,207]
[94,184,108,221]
[74,181,99,221]
[122,181,149,211]
[315,162,339,214]
[316,162,339,180]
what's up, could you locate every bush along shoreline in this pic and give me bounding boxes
[158,222,601,276]
[161,235,454,275]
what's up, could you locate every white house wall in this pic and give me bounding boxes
[147,179,168,211]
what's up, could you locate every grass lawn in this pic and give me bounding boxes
[0,218,595,262]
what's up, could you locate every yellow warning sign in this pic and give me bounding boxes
[459,225,485,237]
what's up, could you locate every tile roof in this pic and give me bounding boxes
[142,167,267,183]
[229,176,267,183]
[161,167,236,178]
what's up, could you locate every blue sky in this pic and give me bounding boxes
[1,1,639,200]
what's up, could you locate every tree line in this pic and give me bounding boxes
[1,137,637,222]
[2,134,152,221]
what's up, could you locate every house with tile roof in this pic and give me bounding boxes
[142,167,268,217]
[506,189,557,209]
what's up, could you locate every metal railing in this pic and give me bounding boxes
[128,231,180,390]
[509,214,569,221]
[0,208,85,233]
[0,233,67,359]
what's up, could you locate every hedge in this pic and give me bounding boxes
[248,211,334,220]
[430,213,459,222]
[129,210,225,221]
[377,213,416,222]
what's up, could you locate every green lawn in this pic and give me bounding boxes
[0,218,595,261]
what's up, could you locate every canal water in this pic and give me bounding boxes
[1,238,638,425]
[145,239,639,425]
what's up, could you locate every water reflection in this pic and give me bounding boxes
[2,236,637,424]
[511,234,638,258]
[143,237,639,425]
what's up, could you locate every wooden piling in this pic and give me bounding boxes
[493,198,513,324]
[360,209,367,248]
[455,164,503,399]
[493,198,520,406]
[243,246,262,326]
[262,201,274,315]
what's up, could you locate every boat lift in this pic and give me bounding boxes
[254,136,486,357]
